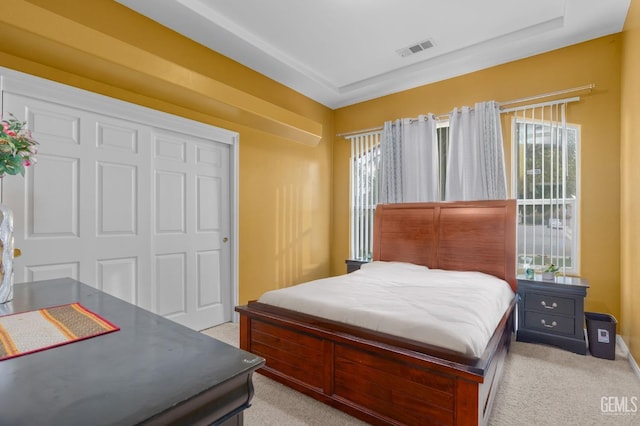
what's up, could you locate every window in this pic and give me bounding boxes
[512,108,579,275]
[437,125,449,198]
[349,132,380,261]
[348,123,449,261]
[349,103,580,274]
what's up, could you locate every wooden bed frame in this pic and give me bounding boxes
[236,200,517,425]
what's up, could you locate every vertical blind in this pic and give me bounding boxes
[348,131,381,260]
[509,99,579,273]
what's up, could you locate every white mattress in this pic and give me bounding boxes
[257,261,515,357]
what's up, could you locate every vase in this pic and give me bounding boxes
[0,203,15,303]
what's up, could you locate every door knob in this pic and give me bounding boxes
[223,237,229,243]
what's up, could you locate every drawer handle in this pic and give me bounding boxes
[541,319,558,328]
[541,301,558,309]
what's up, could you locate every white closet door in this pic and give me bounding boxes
[1,92,152,307]
[1,69,235,330]
[152,131,230,330]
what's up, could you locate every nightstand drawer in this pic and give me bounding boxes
[524,292,574,316]
[524,311,575,335]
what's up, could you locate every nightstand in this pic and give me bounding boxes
[516,275,589,355]
[345,259,369,273]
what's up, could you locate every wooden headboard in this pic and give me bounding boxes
[372,200,517,292]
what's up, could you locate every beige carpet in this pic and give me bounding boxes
[202,323,640,425]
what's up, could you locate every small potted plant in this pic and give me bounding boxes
[542,263,560,281]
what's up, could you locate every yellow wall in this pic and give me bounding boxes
[0,0,334,304]
[333,36,622,321]
[0,0,632,338]
[621,0,640,360]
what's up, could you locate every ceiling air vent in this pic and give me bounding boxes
[396,39,435,58]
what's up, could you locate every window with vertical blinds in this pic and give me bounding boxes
[347,100,581,272]
[348,125,448,261]
[511,102,580,275]
[348,132,380,261]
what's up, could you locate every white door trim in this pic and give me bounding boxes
[0,67,240,319]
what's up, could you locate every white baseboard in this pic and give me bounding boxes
[616,335,640,380]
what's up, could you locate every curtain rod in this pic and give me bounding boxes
[336,83,595,138]
[337,126,383,138]
[498,83,594,108]
[501,95,581,114]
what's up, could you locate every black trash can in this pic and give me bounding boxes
[585,312,617,360]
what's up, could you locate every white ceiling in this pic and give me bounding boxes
[116,0,631,109]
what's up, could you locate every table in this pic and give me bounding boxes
[516,274,589,354]
[0,278,264,425]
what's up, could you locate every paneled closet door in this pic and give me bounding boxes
[152,130,230,330]
[1,72,235,331]
[2,92,152,308]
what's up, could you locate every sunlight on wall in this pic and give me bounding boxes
[274,161,319,287]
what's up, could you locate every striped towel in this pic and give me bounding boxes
[0,303,119,361]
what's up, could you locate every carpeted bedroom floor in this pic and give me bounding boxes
[202,323,640,425]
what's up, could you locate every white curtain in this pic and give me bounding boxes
[445,100,507,201]
[379,114,438,203]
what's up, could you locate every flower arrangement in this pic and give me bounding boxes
[0,115,38,177]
